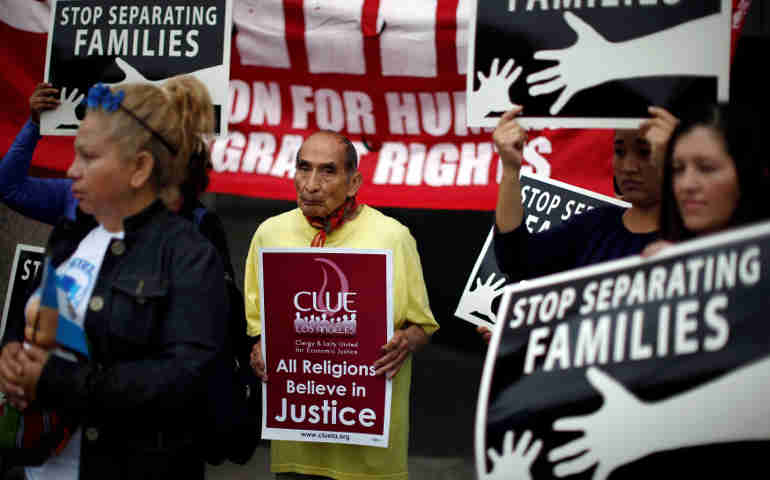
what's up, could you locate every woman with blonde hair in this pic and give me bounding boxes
[0,76,227,480]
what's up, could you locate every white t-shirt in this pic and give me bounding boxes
[26,225,124,480]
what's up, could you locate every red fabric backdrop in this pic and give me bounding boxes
[0,0,749,211]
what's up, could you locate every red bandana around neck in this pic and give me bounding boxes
[305,197,359,247]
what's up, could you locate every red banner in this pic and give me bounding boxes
[260,248,393,446]
[0,1,750,211]
[731,0,752,61]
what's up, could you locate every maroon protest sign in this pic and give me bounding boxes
[259,248,394,447]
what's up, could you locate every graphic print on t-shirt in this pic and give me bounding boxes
[57,257,96,319]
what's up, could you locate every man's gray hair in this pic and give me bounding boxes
[296,131,358,174]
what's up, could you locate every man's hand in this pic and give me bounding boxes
[250,341,267,381]
[374,325,428,379]
[29,82,60,124]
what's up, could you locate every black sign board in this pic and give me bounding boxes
[466,0,731,129]
[476,220,770,479]
[1,244,45,343]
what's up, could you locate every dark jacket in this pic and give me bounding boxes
[35,201,228,480]
[494,205,658,281]
[182,199,236,281]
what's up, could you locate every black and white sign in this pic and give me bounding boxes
[466,0,731,129]
[476,220,770,480]
[0,244,44,342]
[41,0,232,135]
[455,172,628,328]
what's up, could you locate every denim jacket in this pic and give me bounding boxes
[36,200,228,479]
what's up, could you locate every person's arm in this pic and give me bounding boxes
[493,207,600,282]
[0,83,76,225]
[243,229,263,338]
[494,108,527,234]
[244,229,267,380]
[27,237,228,417]
[492,102,594,280]
[491,106,577,282]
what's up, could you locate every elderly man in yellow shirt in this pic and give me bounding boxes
[245,131,439,480]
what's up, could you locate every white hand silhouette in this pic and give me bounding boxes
[461,273,508,322]
[105,58,225,111]
[549,367,654,480]
[550,359,770,480]
[527,12,728,115]
[485,429,542,480]
[527,12,611,115]
[107,57,158,88]
[470,58,523,121]
[45,87,85,128]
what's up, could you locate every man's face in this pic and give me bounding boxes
[294,133,361,218]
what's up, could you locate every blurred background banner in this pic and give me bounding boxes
[0,0,753,211]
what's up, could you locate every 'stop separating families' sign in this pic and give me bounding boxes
[455,172,628,328]
[476,220,770,480]
[42,0,232,135]
[466,0,731,129]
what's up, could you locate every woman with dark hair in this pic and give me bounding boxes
[492,106,678,280]
[479,106,678,342]
[644,102,769,254]
[552,102,770,480]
